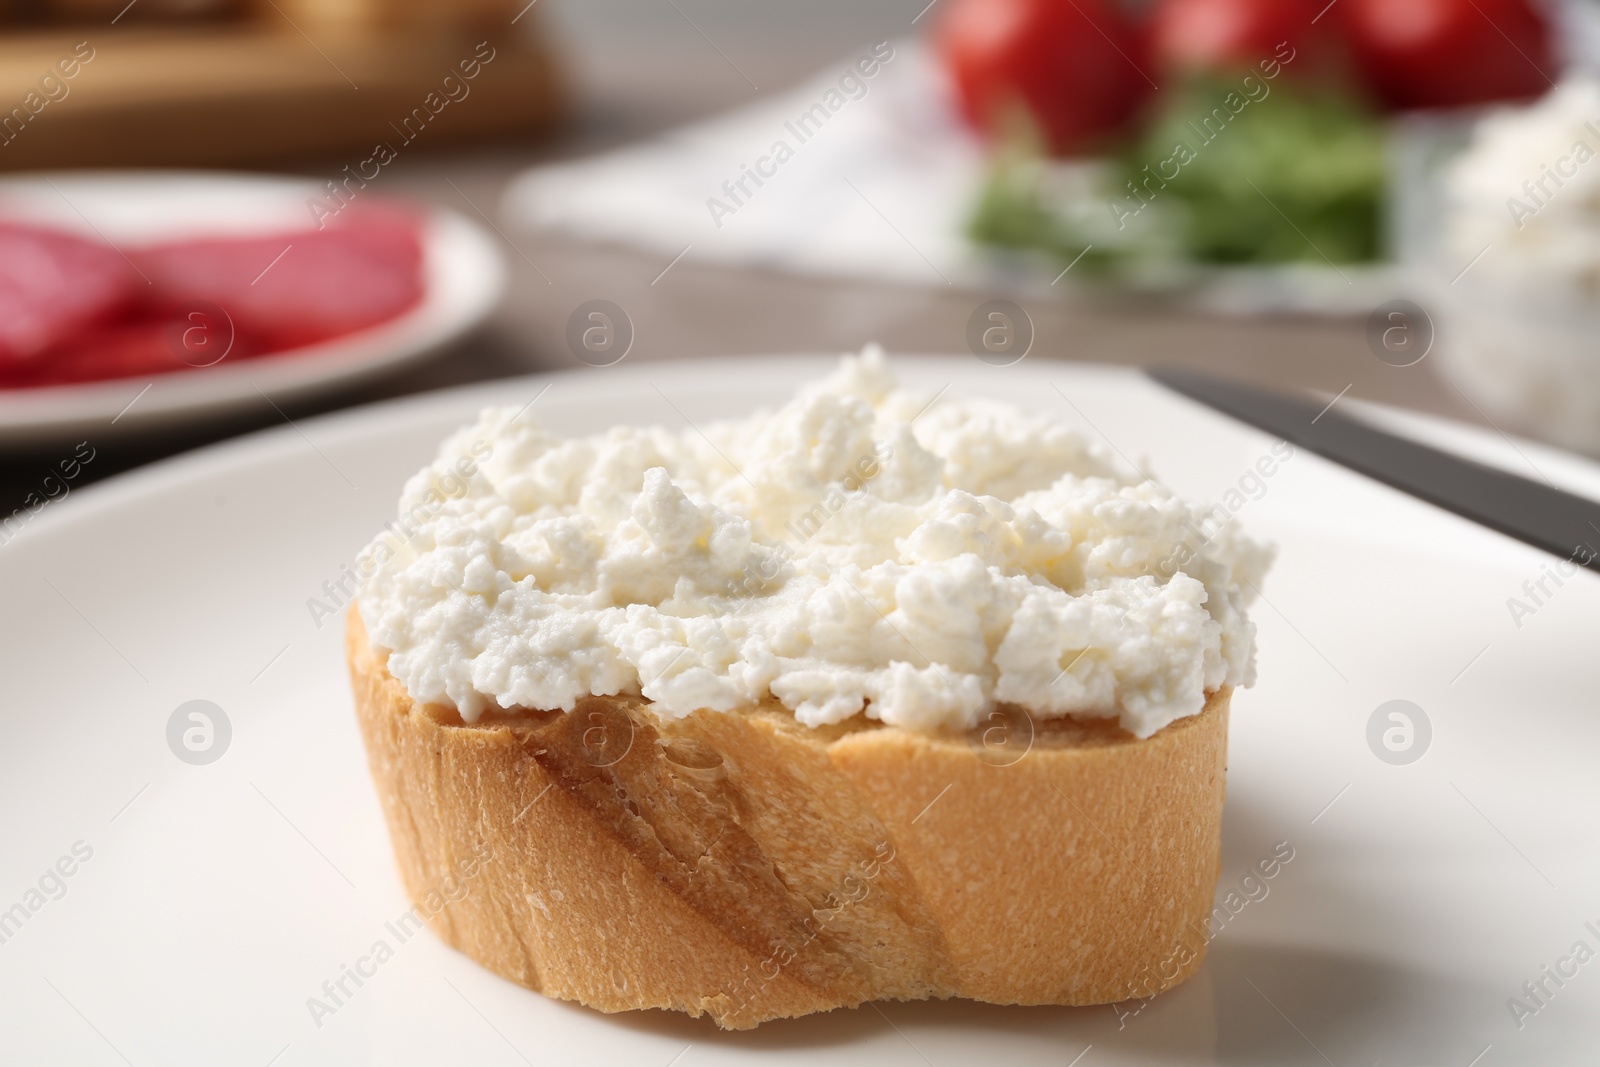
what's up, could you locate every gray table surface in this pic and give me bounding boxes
[0,0,1488,513]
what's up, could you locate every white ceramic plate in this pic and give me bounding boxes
[2,356,1597,1066]
[0,172,505,444]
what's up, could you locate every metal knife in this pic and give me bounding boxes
[1146,368,1600,575]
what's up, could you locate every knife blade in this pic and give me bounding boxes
[1146,368,1600,575]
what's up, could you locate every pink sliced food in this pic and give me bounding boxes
[131,212,425,353]
[0,209,426,388]
[0,223,137,364]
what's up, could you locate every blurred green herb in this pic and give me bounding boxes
[969,158,1097,268]
[969,77,1387,272]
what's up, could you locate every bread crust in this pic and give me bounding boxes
[346,609,1228,1029]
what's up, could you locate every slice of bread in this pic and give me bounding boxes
[347,609,1229,1029]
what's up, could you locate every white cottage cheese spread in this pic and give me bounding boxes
[1431,80,1600,453]
[358,349,1271,738]
[1442,78,1600,298]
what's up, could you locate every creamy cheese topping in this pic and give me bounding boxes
[358,349,1271,738]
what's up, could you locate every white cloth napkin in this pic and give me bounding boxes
[502,39,990,288]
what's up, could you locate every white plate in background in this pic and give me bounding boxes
[0,356,1596,1065]
[0,171,505,444]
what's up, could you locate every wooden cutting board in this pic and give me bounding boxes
[0,17,562,169]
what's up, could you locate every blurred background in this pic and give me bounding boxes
[3,0,1599,513]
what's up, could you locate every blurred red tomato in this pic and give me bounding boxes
[938,0,1154,156]
[1149,0,1321,75]
[1344,0,1554,110]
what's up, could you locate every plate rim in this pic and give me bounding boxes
[16,354,1599,552]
